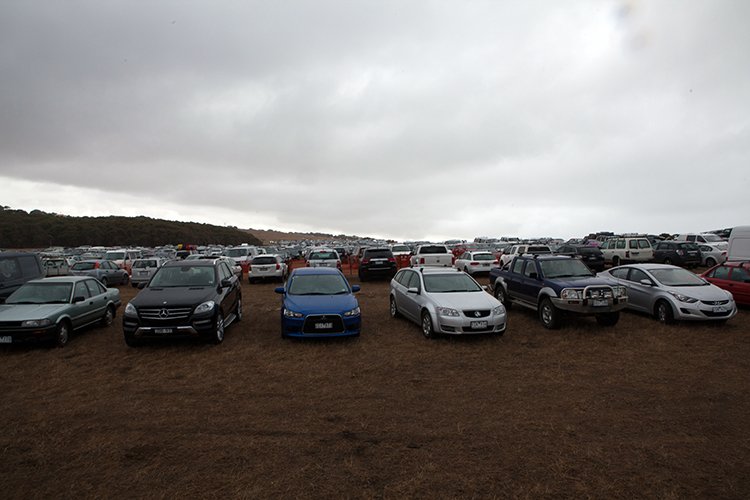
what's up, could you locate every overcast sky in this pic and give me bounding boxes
[1,1,748,242]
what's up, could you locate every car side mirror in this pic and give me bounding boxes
[351,285,360,293]
[220,278,233,289]
[639,279,653,286]
[73,296,86,303]
[274,287,285,294]
[407,287,420,294]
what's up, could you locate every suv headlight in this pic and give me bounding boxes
[668,291,698,303]
[344,306,360,317]
[21,319,52,328]
[283,308,304,318]
[492,306,505,316]
[124,303,138,316]
[436,307,460,317]
[561,289,583,300]
[614,286,628,298]
[194,300,216,315]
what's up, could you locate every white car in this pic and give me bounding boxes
[248,254,288,283]
[675,233,728,251]
[454,251,499,275]
[389,267,506,338]
[599,237,653,267]
[698,244,727,268]
[130,257,169,288]
[499,245,552,267]
[306,249,341,269]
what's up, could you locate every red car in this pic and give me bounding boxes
[701,262,750,306]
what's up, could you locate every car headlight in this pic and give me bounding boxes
[21,319,52,328]
[124,303,137,316]
[344,306,360,317]
[492,306,505,316]
[436,307,460,317]
[561,289,583,300]
[614,286,628,298]
[668,291,698,303]
[283,308,304,318]
[194,300,216,315]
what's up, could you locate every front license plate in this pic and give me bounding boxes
[154,328,173,334]
[713,306,727,313]
[0,336,11,343]
[315,322,333,329]
[138,271,147,276]
[470,321,488,329]
[592,299,608,307]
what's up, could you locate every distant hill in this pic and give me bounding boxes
[0,207,261,248]
[246,228,363,244]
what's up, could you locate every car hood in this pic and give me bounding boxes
[660,284,733,301]
[427,291,500,310]
[545,276,617,288]
[0,303,68,321]
[284,294,358,314]
[131,286,217,307]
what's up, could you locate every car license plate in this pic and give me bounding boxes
[260,267,269,271]
[138,271,147,276]
[470,321,488,329]
[713,306,727,313]
[593,299,608,307]
[0,336,11,343]
[315,322,333,329]
[154,328,173,334]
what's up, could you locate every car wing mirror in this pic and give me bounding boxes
[220,278,233,289]
[639,279,653,286]
[407,287,420,294]
[351,285,360,293]
[274,287,286,294]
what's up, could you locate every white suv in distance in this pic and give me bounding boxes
[248,254,288,283]
[306,249,341,269]
[129,257,169,288]
[599,237,653,267]
[454,251,499,275]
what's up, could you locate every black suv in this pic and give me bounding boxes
[554,245,605,272]
[358,247,397,281]
[653,242,701,268]
[123,259,242,346]
[0,252,44,303]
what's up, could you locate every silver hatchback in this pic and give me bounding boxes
[390,267,506,338]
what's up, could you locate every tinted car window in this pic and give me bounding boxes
[72,262,95,270]
[364,249,393,258]
[473,253,494,261]
[420,246,448,254]
[731,267,750,282]
[252,256,278,265]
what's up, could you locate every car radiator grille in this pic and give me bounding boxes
[0,321,23,328]
[701,300,730,306]
[139,307,193,320]
[586,288,614,299]
[462,310,490,318]
[302,315,345,334]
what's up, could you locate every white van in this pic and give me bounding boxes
[223,245,261,265]
[727,226,750,262]
[674,233,728,250]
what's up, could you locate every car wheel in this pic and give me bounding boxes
[131,282,138,288]
[539,298,561,329]
[595,312,619,327]
[705,257,716,267]
[235,296,243,322]
[389,296,400,318]
[55,321,71,347]
[655,300,675,324]
[121,274,129,285]
[494,285,510,308]
[211,312,225,344]
[612,256,621,267]
[100,305,115,327]
[100,277,108,287]
[421,310,436,339]
[663,257,673,265]
[124,333,141,347]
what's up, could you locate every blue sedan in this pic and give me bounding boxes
[275,267,361,338]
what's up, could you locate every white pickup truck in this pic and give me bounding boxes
[410,244,454,267]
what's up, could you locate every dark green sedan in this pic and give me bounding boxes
[0,277,121,347]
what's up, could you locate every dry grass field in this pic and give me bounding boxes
[2,273,749,498]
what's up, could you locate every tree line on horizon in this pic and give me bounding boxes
[0,207,262,248]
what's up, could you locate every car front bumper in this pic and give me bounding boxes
[0,325,57,344]
[436,313,506,335]
[281,314,361,338]
[551,297,629,314]
[670,300,737,321]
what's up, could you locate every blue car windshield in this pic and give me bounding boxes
[423,274,481,293]
[288,274,349,295]
[150,266,216,287]
[6,283,73,304]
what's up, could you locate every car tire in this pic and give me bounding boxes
[595,312,619,327]
[100,305,115,327]
[655,300,675,324]
[210,312,225,344]
[663,257,673,265]
[100,277,108,287]
[421,310,436,339]
[539,298,561,329]
[389,296,400,318]
[131,282,139,288]
[705,257,717,267]
[121,274,129,285]
[55,321,71,347]
[124,333,141,347]
[494,284,511,308]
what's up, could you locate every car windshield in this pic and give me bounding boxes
[423,273,482,293]
[539,259,594,278]
[132,260,158,268]
[149,266,216,287]
[420,246,448,254]
[578,247,602,255]
[679,243,700,251]
[364,250,392,258]
[6,282,73,304]
[702,234,723,243]
[649,268,708,287]
[105,251,126,260]
[287,274,350,295]
[225,248,248,257]
[72,262,96,270]
[252,257,277,265]
[310,252,337,260]
[391,245,410,252]
[473,253,494,261]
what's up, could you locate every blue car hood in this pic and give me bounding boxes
[0,304,68,321]
[284,294,358,314]
[545,276,618,288]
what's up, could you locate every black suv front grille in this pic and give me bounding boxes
[139,307,193,320]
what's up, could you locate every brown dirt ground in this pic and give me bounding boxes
[2,269,749,499]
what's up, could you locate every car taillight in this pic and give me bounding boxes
[276,263,280,270]
[470,262,479,266]
[420,257,425,264]
[388,257,396,263]
[362,258,371,264]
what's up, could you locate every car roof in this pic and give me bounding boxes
[162,259,217,267]
[409,267,462,275]
[28,276,93,284]
[290,267,342,276]
[611,263,681,270]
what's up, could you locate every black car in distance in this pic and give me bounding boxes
[358,247,398,281]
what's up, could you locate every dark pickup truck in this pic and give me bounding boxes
[489,254,628,329]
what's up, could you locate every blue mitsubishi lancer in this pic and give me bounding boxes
[275,267,361,338]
